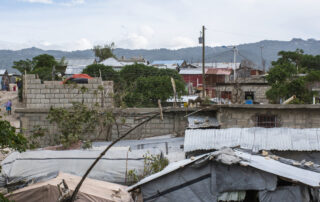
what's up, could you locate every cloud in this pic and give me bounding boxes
[118,33,149,49]
[22,0,85,6]
[59,0,85,6]
[168,36,197,49]
[0,38,93,51]
[23,0,53,4]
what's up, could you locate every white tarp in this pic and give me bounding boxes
[1,147,161,187]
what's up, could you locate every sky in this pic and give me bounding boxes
[0,0,320,51]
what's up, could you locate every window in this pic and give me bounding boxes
[256,115,277,128]
[245,91,254,100]
[221,91,232,99]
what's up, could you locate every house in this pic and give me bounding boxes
[64,58,96,76]
[151,60,186,71]
[100,57,124,71]
[192,62,240,69]
[179,68,203,94]
[205,68,233,98]
[128,147,320,202]
[118,56,148,65]
[100,57,148,71]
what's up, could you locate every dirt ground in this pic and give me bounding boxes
[0,90,22,161]
[0,90,21,129]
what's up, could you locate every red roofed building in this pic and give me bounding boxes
[205,68,233,98]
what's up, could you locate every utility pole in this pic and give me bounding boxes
[201,26,206,98]
[233,46,237,82]
[260,46,265,72]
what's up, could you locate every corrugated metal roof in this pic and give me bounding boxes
[179,68,202,75]
[188,115,219,128]
[151,60,184,66]
[184,128,320,152]
[100,58,124,67]
[65,58,95,66]
[192,62,240,69]
[205,68,232,75]
[65,58,95,75]
[128,148,320,191]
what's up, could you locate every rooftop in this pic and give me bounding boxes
[184,127,320,152]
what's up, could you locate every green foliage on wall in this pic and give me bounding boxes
[266,49,320,103]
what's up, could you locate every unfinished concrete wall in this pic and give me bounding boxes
[23,74,113,108]
[217,105,320,129]
[215,85,270,104]
[16,108,188,146]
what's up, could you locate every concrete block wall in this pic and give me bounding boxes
[217,105,320,129]
[23,74,113,109]
[16,108,188,147]
[215,85,270,104]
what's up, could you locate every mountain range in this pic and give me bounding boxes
[1,38,320,74]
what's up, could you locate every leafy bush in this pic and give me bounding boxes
[127,152,169,185]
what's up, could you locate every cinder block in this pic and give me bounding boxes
[31,89,40,94]
[25,74,36,79]
[41,89,50,94]
[51,89,59,93]
[41,99,49,104]
[45,94,54,99]
[32,99,41,104]
[35,94,45,99]
[60,99,68,103]
[50,99,59,104]
[55,94,64,98]
[59,89,68,94]
[69,89,79,94]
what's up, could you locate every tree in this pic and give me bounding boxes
[12,54,58,81]
[93,43,115,62]
[266,49,320,103]
[82,64,120,82]
[0,120,28,152]
[12,59,34,74]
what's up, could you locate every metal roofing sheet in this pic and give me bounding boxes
[128,148,320,191]
[65,58,95,66]
[151,60,184,66]
[235,150,320,187]
[179,68,202,75]
[188,115,219,129]
[192,62,240,69]
[184,128,320,152]
[100,58,124,67]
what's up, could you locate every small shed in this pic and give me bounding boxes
[128,148,320,202]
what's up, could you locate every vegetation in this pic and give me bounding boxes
[0,119,28,152]
[266,49,320,104]
[82,63,186,107]
[127,152,169,185]
[47,102,115,148]
[12,54,58,81]
[93,43,115,62]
